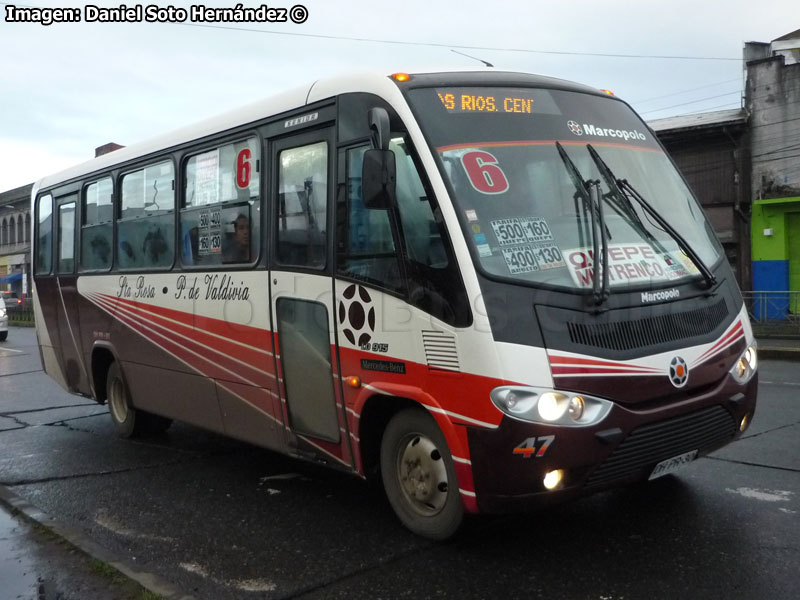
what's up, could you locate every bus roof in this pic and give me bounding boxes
[34,69,604,193]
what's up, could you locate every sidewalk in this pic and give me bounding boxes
[0,486,189,600]
[0,501,145,599]
[755,335,800,361]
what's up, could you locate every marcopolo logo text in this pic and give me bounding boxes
[569,120,647,142]
[641,288,680,303]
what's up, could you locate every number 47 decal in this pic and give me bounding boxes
[513,435,555,458]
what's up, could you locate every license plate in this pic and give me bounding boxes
[648,450,698,480]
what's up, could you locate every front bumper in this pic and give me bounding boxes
[468,373,758,514]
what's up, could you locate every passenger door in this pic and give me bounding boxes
[269,128,354,468]
[54,193,89,392]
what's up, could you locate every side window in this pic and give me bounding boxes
[181,137,260,266]
[390,138,448,269]
[339,135,470,326]
[277,141,327,268]
[81,177,113,270]
[36,194,53,275]
[337,146,402,292]
[57,201,76,274]
[119,161,175,269]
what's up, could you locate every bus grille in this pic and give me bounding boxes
[585,405,736,488]
[566,298,729,352]
[422,330,460,371]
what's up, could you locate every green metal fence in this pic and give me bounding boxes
[742,291,800,336]
[6,303,34,325]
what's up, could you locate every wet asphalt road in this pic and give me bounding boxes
[0,326,798,600]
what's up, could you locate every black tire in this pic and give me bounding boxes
[106,362,171,437]
[0,331,7,342]
[380,409,464,540]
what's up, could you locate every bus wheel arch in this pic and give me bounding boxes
[358,395,419,482]
[105,360,172,438]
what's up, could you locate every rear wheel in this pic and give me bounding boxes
[0,331,7,341]
[380,409,463,540]
[106,362,171,437]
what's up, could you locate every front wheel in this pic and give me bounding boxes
[380,409,464,540]
[106,362,171,437]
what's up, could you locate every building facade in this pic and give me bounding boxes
[746,30,800,315]
[650,29,800,318]
[649,109,750,289]
[0,183,33,297]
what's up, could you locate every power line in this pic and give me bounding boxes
[632,78,742,104]
[168,22,743,61]
[0,2,741,61]
[643,88,798,120]
[648,101,743,120]
[640,90,742,115]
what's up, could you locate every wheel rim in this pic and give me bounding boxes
[396,433,450,517]
[108,376,128,424]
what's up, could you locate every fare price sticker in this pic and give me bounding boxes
[502,245,541,275]
[532,243,565,270]
[491,217,554,246]
[197,208,222,256]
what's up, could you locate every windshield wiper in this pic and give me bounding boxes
[586,144,717,290]
[555,142,609,304]
[583,147,666,254]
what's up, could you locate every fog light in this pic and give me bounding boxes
[740,414,751,432]
[543,469,564,490]
[568,396,585,421]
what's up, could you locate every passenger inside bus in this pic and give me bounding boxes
[223,214,250,262]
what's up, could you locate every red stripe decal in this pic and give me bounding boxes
[91,294,276,389]
[551,366,659,376]
[548,354,660,374]
[95,294,275,383]
[94,293,273,352]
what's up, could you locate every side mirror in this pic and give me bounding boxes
[368,107,391,151]
[362,148,396,210]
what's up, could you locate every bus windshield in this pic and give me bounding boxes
[407,86,723,292]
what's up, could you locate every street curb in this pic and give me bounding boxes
[758,347,800,361]
[0,484,195,600]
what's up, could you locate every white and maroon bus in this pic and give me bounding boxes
[32,70,758,539]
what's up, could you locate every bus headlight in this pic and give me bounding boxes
[568,396,585,420]
[491,386,612,426]
[730,342,757,384]
[538,392,568,421]
[0,307,6,318]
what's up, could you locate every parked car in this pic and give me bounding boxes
[0,296,8,341]
[1,291,22,306]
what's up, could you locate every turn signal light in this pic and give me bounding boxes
[391,72,410,82]
[345,375,361,388]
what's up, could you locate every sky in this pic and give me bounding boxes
[0,0,793,192]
